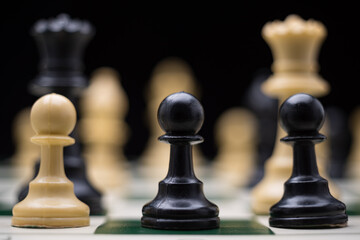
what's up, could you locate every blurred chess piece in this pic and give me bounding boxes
[325,106,351,179]
[346,107,360,179]
[79,67,130,194]
[139,57,204,179]
[344,107,360,215]
[315,116,334,185]
[11,107,40,182]
[251,14,340,214]
[242,68,278,188]
[212,107,257,188]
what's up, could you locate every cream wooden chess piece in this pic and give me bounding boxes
[140,57,204,179]
[212,107,257,187]
[11,107,40,182]
[251,14,339,215]
[12,93,90,228]
[79,67,130,194]
[346,107,360,179]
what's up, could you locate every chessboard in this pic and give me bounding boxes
[1,10,360,240]
[1,161,359,240]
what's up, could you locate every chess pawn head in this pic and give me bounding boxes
[12,93,90,228]
[269,93,347,228]
[279,93,325,137]
[157,91,204,137]
[31,93,76,138]
[261,15,329,99]
[29,13,95,96]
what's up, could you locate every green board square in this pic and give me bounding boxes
[0,202,12,216]
[346,203,360,216]
[95,219,274,235]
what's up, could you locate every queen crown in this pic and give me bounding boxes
[260,14,330,98]
[32,13,94,35]
[29,14,95,96]
[262,14,326,73]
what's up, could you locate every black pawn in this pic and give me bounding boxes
[141,91,220,230]
[269,93,348,228]
[18,14,103,215]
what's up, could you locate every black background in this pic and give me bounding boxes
[0,1,359,161]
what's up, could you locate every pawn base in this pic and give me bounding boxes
[11,216,90,228]
[269,214,348,229]
[141,216,220,230]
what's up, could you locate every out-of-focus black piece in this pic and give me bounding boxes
[243,68,278,188]
[325,106,351,179]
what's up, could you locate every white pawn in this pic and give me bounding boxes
[212,107,257,188]
[12,93,89,228]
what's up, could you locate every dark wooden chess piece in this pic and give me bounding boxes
[269,93,348,228]
[141,91,220,230]
[242,68,278,188]
[325,106,351,179]
[18,13,103,215]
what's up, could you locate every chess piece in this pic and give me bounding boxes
[242,68,278,187]
[346,107,360,179]
[251,14,340,214]
[306,111,340,182]
[28,13,92,95]
[18,13,103,215]
[314,116,332,178]
[141,92,219,230]
[12,93,90,228]
[326,106,351,179]
[79,67,130,194]
[269,93,347,228]
[11,107,40,182]
[140,57,204,179]
[212,107,257,187]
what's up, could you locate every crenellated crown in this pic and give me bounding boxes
[261,14,329,99]
[29,14,95,96]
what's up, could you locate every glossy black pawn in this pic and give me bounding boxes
[18,14,103,215]
[141,92,220,230]
[269,93,348,228]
